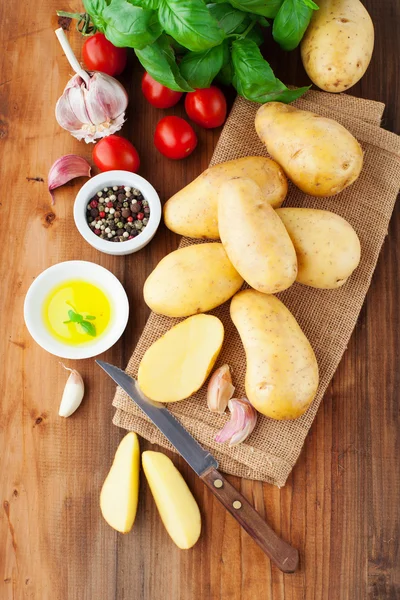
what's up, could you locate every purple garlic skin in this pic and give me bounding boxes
[215,397,257,447]
[55,72,128,143]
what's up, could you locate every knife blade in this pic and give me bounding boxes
[97,361,218,476]
[97,360,299,573]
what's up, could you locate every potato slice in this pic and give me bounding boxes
[138,314,224,402]
[100,432,140,533]
[142,451,201,549]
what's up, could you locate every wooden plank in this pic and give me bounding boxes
[0,0,399,598]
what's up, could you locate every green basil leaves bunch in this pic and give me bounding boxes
[78,0,317,103]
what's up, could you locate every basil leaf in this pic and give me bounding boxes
[164,34,188,55]
[102,0,162,49]
[256,16,270,27]
[179,45,224,88]
[85,315,96,320]
[231,38,309,102]
[80,321,97,337]
[83,0,107,30]
[215,40,233,85]
[272,0,317,51]
[127,0,161,8]
[158,0,225,52]
[68,309,83,323]
[244,22,264,45]
[228,0,283,18]
[207,3,248,34]
[135,36,194,91]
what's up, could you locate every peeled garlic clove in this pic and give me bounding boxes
[84,72,128,125]
[215,398,257,446]
[48,155,91,203]
[207,364,235,414]
[59,366,85,417]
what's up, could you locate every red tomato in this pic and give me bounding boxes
[82,33,127,77]
[154,117,197,160]
[141,72,183,109]
[93,136,140,172]
[185,87,227,129]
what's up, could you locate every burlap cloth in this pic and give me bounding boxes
[113,90,400,487]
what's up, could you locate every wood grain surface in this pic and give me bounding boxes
[0,1,399,599]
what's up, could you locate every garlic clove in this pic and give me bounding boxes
[84,72,128,125]
[59,365,85,418]
[48,154,91,202]
[215,398,257,446]
[207,364,235,414]
[66,75,92,126]
[55,88,84,132]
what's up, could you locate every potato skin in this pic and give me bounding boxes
[218,178,297,294]
[163,156,288,239]
[276,208,361,288]
[231,290,319,420]
[301,0,374,93]
[143,243,244,317]
[255,102,363,197]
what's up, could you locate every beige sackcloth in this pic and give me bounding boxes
[113,90,400,487]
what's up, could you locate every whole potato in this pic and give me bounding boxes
[301,0,374,93]
[255,102,363,196]
[218,178,297,294]
[231,290,319,420]
[276,208,361,288]
[164,156,287,239]
[143,243,243,317]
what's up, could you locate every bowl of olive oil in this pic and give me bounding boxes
[24,261,129,359]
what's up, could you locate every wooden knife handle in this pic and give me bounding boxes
[201,467,299,573]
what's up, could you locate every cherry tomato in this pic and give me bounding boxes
[82,33,127,77]
[141,72,183,109]
[185,87,227,129]
[93,136,140,172]
[154,116,197,160]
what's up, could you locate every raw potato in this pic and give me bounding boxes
[100,432,140,533]
[142,451,201,550]
[164,156,288,239]
[218,178,297,294]
[301,0,374,93]
[231,290,319,420]
[276,208,361,288]
[143,243,243,317]
[138,314,224,403]
[255,102,363,197]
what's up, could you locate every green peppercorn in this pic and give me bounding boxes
[134,220,142,230]
[117,221,124,229]
[123,201,129,208]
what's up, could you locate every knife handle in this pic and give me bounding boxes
[201,467,299,573]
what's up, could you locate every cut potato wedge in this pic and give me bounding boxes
[100,432,140,533]
[138,314,224,403]
[142,451,201,549]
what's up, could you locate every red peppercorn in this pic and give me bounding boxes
[90,200,98,208]
[107,201,113,208]
[99,211,106,218]
[137,212,144,220]
[94,229,101,235]
[127,216,134,222]
[128,235,134,240]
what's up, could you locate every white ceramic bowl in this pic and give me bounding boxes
[24,261,129,359]
[74,171,162,256]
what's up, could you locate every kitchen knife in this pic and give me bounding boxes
[97,360,299,573]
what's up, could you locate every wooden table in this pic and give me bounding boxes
[1,1,399,598]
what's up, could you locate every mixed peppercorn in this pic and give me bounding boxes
[86,185,150,242]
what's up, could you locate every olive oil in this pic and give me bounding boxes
[43,280,111,345]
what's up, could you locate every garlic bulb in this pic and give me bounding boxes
[59,365,85,418]
[54,27,128,143]
[207,364,235,414]
[56,72,128,143]
[215,398,257,446]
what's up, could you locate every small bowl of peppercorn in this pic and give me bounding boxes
[74,170,162,256]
